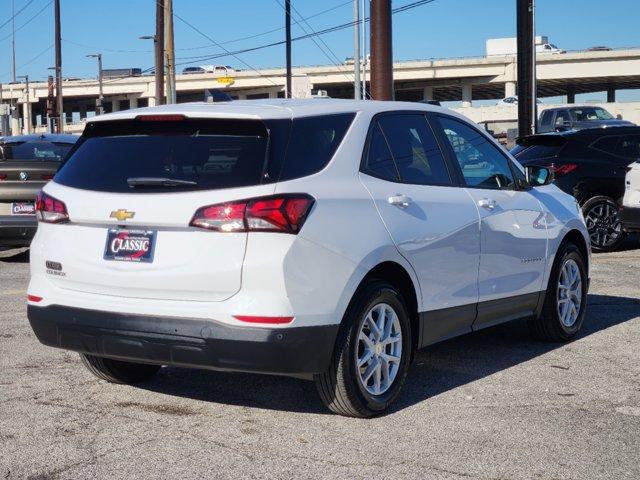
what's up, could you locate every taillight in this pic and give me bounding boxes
[550,163,578,176]
[35,191,69,224]
[190,194,314,234]
[41,173,55,181]
[0,174,6,181]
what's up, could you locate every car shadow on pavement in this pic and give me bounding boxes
[0,248,30,263]
[137,293,640,416]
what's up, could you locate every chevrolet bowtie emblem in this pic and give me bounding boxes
[110,209,135,222]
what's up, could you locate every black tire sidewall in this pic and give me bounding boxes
[342,282,412,414]
[546,244,588,338]
[582,196,626,252]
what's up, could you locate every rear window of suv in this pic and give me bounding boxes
[54,114,355,193]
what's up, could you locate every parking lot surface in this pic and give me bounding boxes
[1,245,639,480]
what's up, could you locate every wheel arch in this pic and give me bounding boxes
[561,228,590,272]
[348,261,421,354]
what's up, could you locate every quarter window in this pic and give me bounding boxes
[437,116,516,190]
[364,122,399,181]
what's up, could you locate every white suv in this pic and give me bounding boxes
[27,99,590,417]
[621,160,640,232]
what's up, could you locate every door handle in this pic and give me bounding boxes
[388,194,412,209]
[478,198,497,211]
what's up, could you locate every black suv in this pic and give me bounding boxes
[0,134,77,249]
[538,106,634,134]
[512,126,640,252]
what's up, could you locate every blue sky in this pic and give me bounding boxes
[1,0,639,101]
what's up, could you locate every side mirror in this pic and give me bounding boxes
[525,165,554,186]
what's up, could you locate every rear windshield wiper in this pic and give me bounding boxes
[127,177,198,188]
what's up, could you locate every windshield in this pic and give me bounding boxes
[1,141,73,161]
[570,107,614,122]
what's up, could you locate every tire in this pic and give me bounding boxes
[582,195,626,252]
[314,279,412,418]
[528,242,588,342]
[80,354,161,384]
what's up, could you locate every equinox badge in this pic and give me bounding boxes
[110,209,135,222]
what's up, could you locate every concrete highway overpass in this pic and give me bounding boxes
[2,47,640,134]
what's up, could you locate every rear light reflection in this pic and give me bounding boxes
[27,295,43,303]
[234,315,294,325]
[0,174,7,181]
[550,163,578,176]
[41,173,55,181]
[190,194,314,234]
[36,191,69,224]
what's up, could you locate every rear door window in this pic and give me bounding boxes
[377,114,451,185]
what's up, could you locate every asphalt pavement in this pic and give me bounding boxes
[1,244,639,479]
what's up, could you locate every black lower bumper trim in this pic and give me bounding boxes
[620,206,640,232]
[0,219,36,247]
[28,305,338,375]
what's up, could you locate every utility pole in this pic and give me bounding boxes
[370,0,393,100]
[11,0,16,83]
[46,75,54,133]
[285,0,292,98]
[164,0,176,104]
[87,54,104,115]
[353,0,361,100]
[155,0,165,105]
[54,0,63,132]
[516,0,537,135]
[361,0,367,99]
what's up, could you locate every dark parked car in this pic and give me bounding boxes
[512,126,640,252]
[538,106,634,133]
[0,134,78,249]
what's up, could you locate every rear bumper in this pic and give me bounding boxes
[0,215,37,247]
[27,304,339,375]
[619,205,640,232]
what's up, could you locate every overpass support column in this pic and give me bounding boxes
[147,97,156,107]
[505,81,516,98]
[22,101,32,134]
[79,104,87,120]
[129,96,138,109]
[422,86,433,101]
[607,88,616,103]
[567,87,575,104]
[111,99,120,112]
[461,84,472,107]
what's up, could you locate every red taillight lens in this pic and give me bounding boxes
[233,315,294,325]
[27,294,43,303]
[550,163,578,176]
[190,194,314,234]
[0,174,7,181]
[35,191,69,224]
[41,173,55,181]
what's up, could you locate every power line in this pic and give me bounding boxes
[0,0,36,31]
[173,0,436,66]
[0,0,52,43]
[0,44,53,79]
[171,8,281,87]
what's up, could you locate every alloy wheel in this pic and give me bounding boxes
[355,303,403,396]
[584,201,622,249]
[557,258,583,327]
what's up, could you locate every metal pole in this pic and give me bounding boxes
[361,0,366,99]
[11,0,16,83]
[285,0,292,98]
[164,0,176,104]
[516,0,536,135]
[155,0,165,105]
[370,0,393,100]
[353,0,361,100]
[54,0,63,133]
[24,75,29,134]
[97,54,104,115]
[531,0,537,134]
[47,75,54,133]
